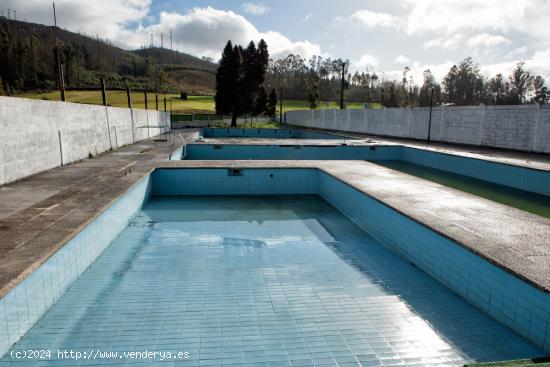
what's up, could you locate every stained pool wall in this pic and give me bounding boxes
[317,171,550,353]
[183,145,550,196]
[0,96,170,185]
[1,168,549,357]
[286,105,550,153]
[152,167,550,352]
[0,175,152,356]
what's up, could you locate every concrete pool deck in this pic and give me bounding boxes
[0,128,549,302]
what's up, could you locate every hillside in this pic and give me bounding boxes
[0,17,216,94]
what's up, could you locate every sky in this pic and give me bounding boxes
[2,0,550,83]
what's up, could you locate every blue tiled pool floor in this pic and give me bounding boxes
[2,196,544,366]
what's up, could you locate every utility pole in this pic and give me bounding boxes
[126,86,132,108]
[279,86,283,124]
[427,88,434,143]
[53,2,65,101]
[13,10,16,20]
[161,33,163,48]
[150,33,153,48]
[101,78,107,106]
[339,61,346,109]
[170,31,173,64]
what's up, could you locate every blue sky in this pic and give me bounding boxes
[3,0,550,82]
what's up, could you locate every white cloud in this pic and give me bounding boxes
[299,14,312,23]
[467,33,510,48]
[481,49,550,80]
[395,55,411,64]
[144,8,321,60]
[334,9,399,29]
[423,34,464,50]
[505,46,528,60]
[241,2,270,16]
[6,1,321,61]
[2,0,150,42]
[351,10,399,28]
[354,54,380,70]
[404,0,550,46]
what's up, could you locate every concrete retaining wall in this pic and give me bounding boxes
[0,96,170,185]
[286,105,550,154]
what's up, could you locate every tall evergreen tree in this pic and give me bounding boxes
[253,86,267,116]
[241,41,259,115]
[215,39,270,126]
[266,88,277,117]
[215,41,243,126]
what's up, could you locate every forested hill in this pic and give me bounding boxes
[0,17,217,95]
[134,48,217,72]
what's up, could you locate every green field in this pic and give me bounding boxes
[16,90,376,114]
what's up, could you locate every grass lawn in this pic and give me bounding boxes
[16,90,378,114]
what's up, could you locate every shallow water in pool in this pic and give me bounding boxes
[2,195,543,366]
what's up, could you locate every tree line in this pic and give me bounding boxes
[215,40,278,126]
[265,55,549,108]
[0,18,204,95]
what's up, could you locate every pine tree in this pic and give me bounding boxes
[241,41,258,115]
[266,88,278,117]
[253,86,267,116]
[215,39,270,126]
[215,41,242,126]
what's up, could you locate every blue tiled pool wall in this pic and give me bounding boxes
[200,127,345,139]
[317,171,550,353]
[183,144,550,196]
[152,168,318,196]
[184,144,400,161]
[2,167,549,359]
[152,167,550,353]
[0,175,153,358]
[400,147,550,196]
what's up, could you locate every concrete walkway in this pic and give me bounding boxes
[0,129,549,300]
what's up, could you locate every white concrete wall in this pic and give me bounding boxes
[286,104,550,154]
[0,96,170,185]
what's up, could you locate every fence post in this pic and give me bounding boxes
[58,130,63,166]
[127,87,135,143]
[101,78,112,149]
[164,97,167,112]
[144,91,148,110]
[101,78,107,106]
[126,86,132,108]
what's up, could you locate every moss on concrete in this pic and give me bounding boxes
[464,357,550,367]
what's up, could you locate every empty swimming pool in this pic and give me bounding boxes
[2,195,543,366]
[182,144,550,218]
